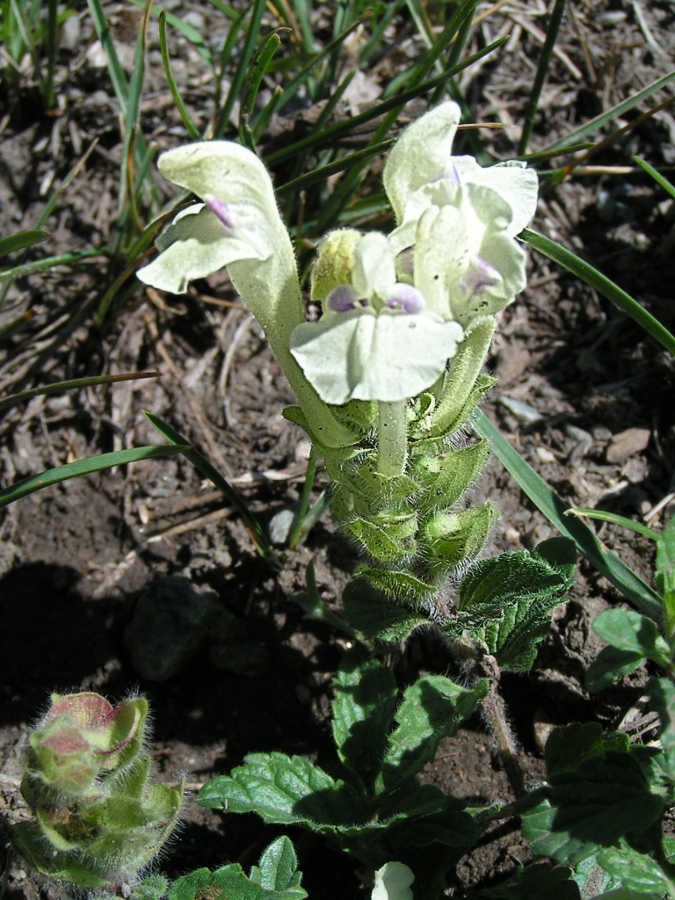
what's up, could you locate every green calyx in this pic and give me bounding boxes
[13,692,184,891]
[317,319,499,611]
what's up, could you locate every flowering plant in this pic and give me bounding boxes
[139,101,538,608]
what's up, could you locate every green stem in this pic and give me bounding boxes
[377,401,407,477]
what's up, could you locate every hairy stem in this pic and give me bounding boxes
[377,400,407,477]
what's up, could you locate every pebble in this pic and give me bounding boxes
[124,576,222,681]
[606,427,650,465]
[181,10,205,29]
[498,395,543,425]
[591,424,612,441]
[268,508,296,545]
[536,446,556,464]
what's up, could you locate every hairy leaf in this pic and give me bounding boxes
[444,542,574,671]
[197,753,370,829]
[331,651,397,785]
[248,837,304,893]
[544,723,629,777]
[522,752,664,865]
[341,578,429,642]
[381,677,487,791]
[476,863,580,899]
[596,841,671,896]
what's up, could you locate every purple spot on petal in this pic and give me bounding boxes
[385,283,426,314]
[327,285,358,312]
[204,194,234,232]
[443,161,460,183]
[460,257,500,298]
[396,246,414,279]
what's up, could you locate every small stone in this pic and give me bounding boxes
[124,576,222,681]
[606,428,650,465]
[181,10,205,29]
[591,424,612,441]
[268,508,296,545]
[536,446,556,464]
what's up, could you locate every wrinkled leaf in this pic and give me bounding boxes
[197,752,370,829]
[381,676,487,791]
[331,650,397,786]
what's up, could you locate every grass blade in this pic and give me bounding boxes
[86,0,129,115]
[567,508,661,543]
[521,228,675,357]
[472,409,661,619]
[0,249,108,282]
[143,412,278,566]
[634,155,675,200]
[541,68,675,154]
[277,141,393,197]
[265,35,507,168]
[159,11,200,139]
[0,445,184,509]
[215,0,266,138]
[0,230,49,257]
[518,0,566,155]
[0,371,160,411]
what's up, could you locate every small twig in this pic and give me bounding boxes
[146,507,233,542]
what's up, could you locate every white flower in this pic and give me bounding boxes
[371,862,414,900]
[290,102,538,406]
[137,140,358,448]
[290,231,463,404]
[383,101,538,328]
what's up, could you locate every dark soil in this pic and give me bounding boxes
[1,1,675,897]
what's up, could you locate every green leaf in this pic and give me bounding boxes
[0,445,185,510]
[197,752,370,829]
[596,841,671,896]
[381,676,487,791]
[544,724,629,777]
[647,678,675,779]
[446,543,573,672]
[521,752,664,866]
[0,230,49,258]
[378,782,478,851]
[521,229,675,358]
[168,853,307,900]
[341,577,429,642]
[472,410,662,620]
[331,650,397,786]
[476,863,580,900]
[656,515,675,642]
[542,69,675,153]
[248,837,305,894]
[635,156,675,201]
[586,646,646,693]
[592,609,671,669]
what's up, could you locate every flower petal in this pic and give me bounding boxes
[413,205,469,318]
[371,863,414,900]
[290,309,463,404]
[138,205,265,294]
[352,232,396,301]
[450,232,526,325]
[383,102,461,226]
[452,156,538,236]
